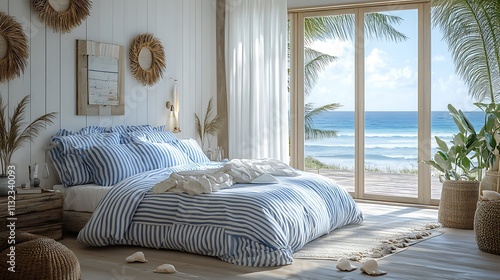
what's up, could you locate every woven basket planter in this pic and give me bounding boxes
[438,180,479,229]
[474,199,500,255]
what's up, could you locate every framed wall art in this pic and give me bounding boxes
[76,40,124,116]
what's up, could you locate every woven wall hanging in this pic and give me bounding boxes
[0,12,29,83]
[31,0,92,33]
[129,33,166,86]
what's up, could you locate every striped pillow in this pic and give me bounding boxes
[172,139,210,163]
[121,131,178,144]
[49,132,120,186]
[110,125,155,134]
[132,142,194,169]
[80,144,148,186]
[53,126,107,137]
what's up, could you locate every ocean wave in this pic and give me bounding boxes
[306,144,420,149]
[313,154,418,161]
[317,132,457,138]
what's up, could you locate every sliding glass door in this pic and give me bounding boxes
[363,8,419,200]
[302,11,356,193]
[289,3,434,204]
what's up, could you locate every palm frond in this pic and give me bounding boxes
[432,0,500,102]
[304,48,337,96]
[305,127,338,140]
[304,15,355,45]
[304,13,408,45]
[305,102,342,116]
[304,103,341,140]
[364,13,408,42]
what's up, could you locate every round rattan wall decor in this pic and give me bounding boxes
[0,12,29,83]
[129,33,166,86]
[31,0,92,33]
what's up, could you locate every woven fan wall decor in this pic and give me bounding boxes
[0,12,29,83]
[31,0,92,33]
[129,33,166,86]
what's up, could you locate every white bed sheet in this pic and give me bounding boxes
[53,184,112,212]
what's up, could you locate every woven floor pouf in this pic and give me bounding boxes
[474,199,500,255]
[0,232,81,280]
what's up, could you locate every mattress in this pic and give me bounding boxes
[53,184,112,212]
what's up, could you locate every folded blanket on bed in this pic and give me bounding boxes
[152,169,234,195]
[152,158,299,195]
[221,158,300,183]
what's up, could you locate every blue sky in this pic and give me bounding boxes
[305,9,477,112]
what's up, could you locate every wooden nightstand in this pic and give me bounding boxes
[0,192,63,240]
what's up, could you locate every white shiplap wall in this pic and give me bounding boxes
[0,0,216,185]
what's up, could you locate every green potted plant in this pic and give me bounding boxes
[426,104,483,229]
[0,95,57,195]
[474,102,500,193]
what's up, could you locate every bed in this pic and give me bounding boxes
[52,184,111,232]
[49,125,363,267]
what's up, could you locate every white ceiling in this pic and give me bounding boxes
[287,0,383,9]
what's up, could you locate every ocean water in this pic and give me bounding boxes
[305,111,485,171]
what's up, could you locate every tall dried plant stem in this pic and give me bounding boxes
[195,97,225,151]
[0,95,57,175]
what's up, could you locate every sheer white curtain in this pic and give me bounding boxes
[225,0,289,162]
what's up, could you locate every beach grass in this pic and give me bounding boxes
[305,156,419,175]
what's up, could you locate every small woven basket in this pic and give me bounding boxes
[0,232,81,280]
[438,180,479,229]
[474,199,500,255]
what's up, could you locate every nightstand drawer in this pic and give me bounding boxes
[0,192,63,240]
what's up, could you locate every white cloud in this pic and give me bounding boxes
[432,55,446,62]
[305,42,474,112]
[432,74,475,111]
[365,48,388,73]
[367,65,416,89]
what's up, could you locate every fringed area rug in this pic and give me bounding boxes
[294,202,443,261]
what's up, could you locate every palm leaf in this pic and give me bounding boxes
[364,13,408,42]
[305,103,341,140]
[304,48,337,96]
[432,0,500,102]
[304,13,408,45]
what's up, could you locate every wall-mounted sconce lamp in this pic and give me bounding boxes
[166,80,181,133]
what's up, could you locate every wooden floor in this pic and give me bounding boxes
[60,202,500,280]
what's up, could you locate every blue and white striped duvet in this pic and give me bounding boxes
[77,162,363,266]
